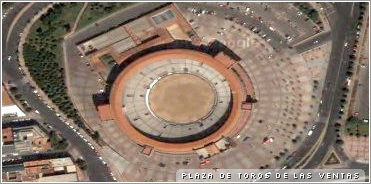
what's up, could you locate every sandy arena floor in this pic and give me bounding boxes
[149,74,216,123]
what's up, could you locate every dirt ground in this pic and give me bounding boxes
[148,74,216,123]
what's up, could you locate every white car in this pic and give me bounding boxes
[35,110,40,114]
[314,40,319,44]
[344,42,348,47]
[307,130,313,136]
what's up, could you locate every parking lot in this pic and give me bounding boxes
[60,2,335,181]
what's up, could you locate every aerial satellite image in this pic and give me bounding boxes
[1,1,369,182]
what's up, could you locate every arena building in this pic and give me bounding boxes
[96,49,254,156]
[78,3,255,157]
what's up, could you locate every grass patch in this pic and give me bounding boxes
[76,2,135,30]
[345,116,369,137]
[49,131,68,150]
[24,3,91,133]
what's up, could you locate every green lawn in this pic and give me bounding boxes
[24,3,89,132]
[76,2,135,30]
[345,116,369,136]
[49,133,68,150]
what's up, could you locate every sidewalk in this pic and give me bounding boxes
[346,9,369,117]
[15,1,106,168]
[341,8,369,163]
[292,3,331,47]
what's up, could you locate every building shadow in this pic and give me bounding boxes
[101,40,241,100]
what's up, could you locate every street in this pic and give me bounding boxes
[302,3,368,175]
[2,3,113,182]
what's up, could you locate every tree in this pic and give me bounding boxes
[346,71,353,77]
[92,131,100,140]
[9,86,18,92]
[335,139,344,145]
[292,124,297,129]
[25,106,33,112]
[75,158,87,170]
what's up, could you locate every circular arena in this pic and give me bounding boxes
[65,3,328,181]
[108,49,248,153]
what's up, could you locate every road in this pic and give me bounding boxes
[2,2,29,47]
[294,31,331,53]
[283,3,368,175]
[302,2,368,175]
[2,3,112,182]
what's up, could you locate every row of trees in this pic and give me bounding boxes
[24,3,100,141]
[335,2,368,144]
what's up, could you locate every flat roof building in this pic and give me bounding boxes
[77,3,200,74]
[23,157,77,180]
[2,86,26,118]
[2,127,14,144]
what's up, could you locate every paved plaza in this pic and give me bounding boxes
[63,2,334,181]
[344,136,369,163]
